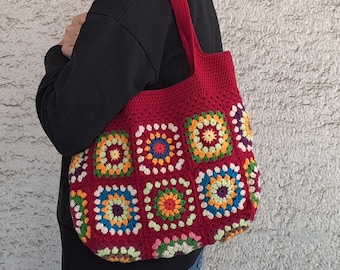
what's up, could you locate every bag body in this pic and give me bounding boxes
[68,0,260,263]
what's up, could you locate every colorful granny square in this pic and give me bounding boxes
[214,219,250,242]
[94,185,141,236]
[230,103,253,152]
[70,190,91,243]
[152,233,202,258]
[143,177,196,232]
[69,149,89,183]
[135,123,185,175]
[96,246,141,263]
[196,164,246,219]
[244,157,261,208]
[93,130,133,178]
[185,110,232,163]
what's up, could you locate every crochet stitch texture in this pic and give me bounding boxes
[68,0,260,263]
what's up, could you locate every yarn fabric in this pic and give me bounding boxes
[68,0,261,263]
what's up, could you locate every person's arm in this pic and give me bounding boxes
[36,11,155,156]
[43,13,86,75]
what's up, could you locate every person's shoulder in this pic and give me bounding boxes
[89,0,136,20]
[89,0,171,20]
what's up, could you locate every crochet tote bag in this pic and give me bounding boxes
[68,0,261,263]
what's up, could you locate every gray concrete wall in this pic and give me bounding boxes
[0,0,339,269]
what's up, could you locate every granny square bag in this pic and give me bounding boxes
[68,0,261,263]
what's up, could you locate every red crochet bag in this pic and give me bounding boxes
[68,0,260,263]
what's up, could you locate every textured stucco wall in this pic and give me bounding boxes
[0,0,339,269]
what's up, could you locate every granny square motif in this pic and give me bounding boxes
[135,123,185,175]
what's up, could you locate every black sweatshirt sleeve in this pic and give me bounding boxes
[44,45,69,72]
[36,12,155,156]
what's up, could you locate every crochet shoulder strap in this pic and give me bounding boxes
[169,0,202,73]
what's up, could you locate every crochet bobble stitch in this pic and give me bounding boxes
[97,246,141,263]
[230,103,254,152]
[185,110,233,163]
[70,190,91,243]
[143,177,196,232]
